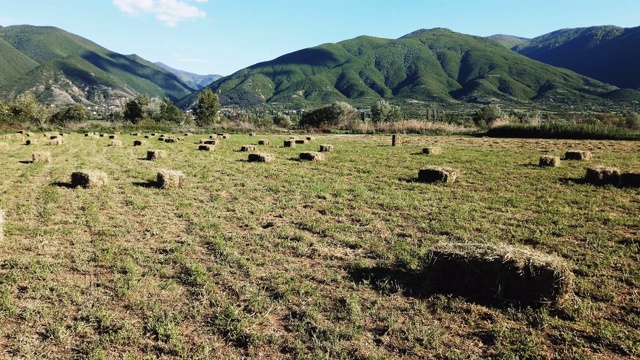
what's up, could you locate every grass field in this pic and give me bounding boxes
[0,132,639,359]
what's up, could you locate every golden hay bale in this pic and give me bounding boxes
[184,133,192,136]
[619,171,640,188]
[49,138,64,146]
[565,150,592,161]
[133,140,147,146]
[147,150,167,161]
[248,153,274,163]
[585,166,621,186]
[25,139,38,145]
[299,151,325,161]
[88,135,99,140]
[32,151,51,164]
[157,169,185,188]
[209,135,217,139]
[423,242,574,307]
[110,140,123,147]
[99,133,106,137]
[84,133,92,137]
[131,132,141,136]
[164,137,178,143]
[418,166,459,183]
[319,144,333,152]
[198,144,215,151]
[539,156,560,167]
[306,136,314,141]
[422,147,442,155]
[49,135,59,140]
[294,139,306,144]
[258,139,270,145]
[158,137,166,141]
[150,133,157,137]
[202,140,217,145]
[249,132,255,136]
[109,135,117,139]
[71,171,109,188]
[284,140,296,148]
[240,145,256,152]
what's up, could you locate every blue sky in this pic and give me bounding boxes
[1,0,639,76]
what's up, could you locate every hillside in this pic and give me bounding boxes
[512,25,640,90]
[154,62,221,90]
[487,34,530,49]
[190,28,620,109]
[0,25,195,107]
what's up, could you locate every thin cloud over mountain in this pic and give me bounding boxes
[112,0,206,27]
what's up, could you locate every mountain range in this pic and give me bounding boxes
[0,24,639,111]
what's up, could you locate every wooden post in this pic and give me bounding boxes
[392,134,399,146]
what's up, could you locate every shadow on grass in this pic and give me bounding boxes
[347,265,432,299]
[398,177,420,183]
[50,181,76,189]
[19,160,32,164]
[559,177,587,185]
[133,180,160,189]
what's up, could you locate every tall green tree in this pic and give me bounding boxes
[50,104,92,125]
[11,93,49,126]
[371,100,401,123]
[158,98,185,124]
[193,89,220,126]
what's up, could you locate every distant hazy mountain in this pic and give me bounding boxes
[0,25,194,107]
[487,34,530,49]
[185,28,618,109]
[510,26,640,90]
[154,62,221,90]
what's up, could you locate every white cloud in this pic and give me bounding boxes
[113,0,207,27]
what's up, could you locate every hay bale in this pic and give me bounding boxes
[565,150,592,161]
[299,151,325,161]
[157,169,185,188]
[49,135,59,140]
[32,151,51,163]
[423,243,574,307]
[158,137,166,141]
[99,133,106,137]
[422,147,442,155]
[144,135,151,139]
[133,140,147,146]
[248,153,274,163]
[202,140,217,145]
[295,139,307,144]
[71,171,109,189]
[131,132,141,136]
[109,135,117,139]
[110,140,123,147]
[49,138,64,146]
[258,139,270,145]
[249,132,255,136]
[619,171,640,188]
[25,139,38,145]
[284,140,296,148]
[209,135,217,139]
[184,133,191,136]
[147,150,167,161]
[539,156,560,167]
[418,166,459,183]
[240,145,256,152]
[87,135,99,140]
[199,144,215,151]
[306,136,314,141]
[151,133,157,137]
[585,166,621,186]
[164,137,178,143]
[319,144,333,152]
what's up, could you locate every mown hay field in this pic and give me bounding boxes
[0,132,639,359]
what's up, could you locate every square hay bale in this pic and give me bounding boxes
[144,135,151,139]
[84,133,91,137]
[71,171,109,189]
[109,135,117,139]
[585,166,621,186]
[32,151,51,163]
[164,137,178,143]
[222,134,230,139]
[157,169,185,188]
[184,133,192,136]
[418,166,459,183]
[295,139,307,144]
[133,140,147,146]
[209,135,217,139]
[299,151,325,161]
[49,138,64,145]
[423,242,574,307]
[49,135,59,140]
[25,139,38,145]
[240,145,256,152]
[422,147,442,155]
[88,135,99,140]
[158,137,166,141]
[248,153,274,163]
[539,156,560,167]
[319,144,333,152]
[151,133,157,137]
[199,144,215,151]
[249,132,255,136]
[306,136,314,141]
[147,150,167,161]
[619,171,640,188]
[203,140,217,145]
[284,140,296,148]
[565,150,592,161]
[110,140,123,147]
[258,139,270,145]
[131,132,141,136]
[99,133,106,137]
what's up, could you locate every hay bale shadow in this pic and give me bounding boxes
[559,177,587,185]
[50,181,76,189]
[347,265,431,299]
[398,177,419,183]
[133,180,160,189]
[19,160,32,164]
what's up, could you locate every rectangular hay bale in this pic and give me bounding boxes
[71,171,108,189]
[319,144,333,152]
[133,140,147,146]
[258,139,270,145]
[423,242,574,307]
[240,145,256,152]
[248,153,274,163]
[418,166,458,183]
[585,166,621,186]
[157,169,185,188]
[422,147,442,155]
[199,144,215,151]
[565,150,592,160]
[299,151,325,161]
[147,150,167,161]
[539,156,560,167]
[32,151,51,163]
